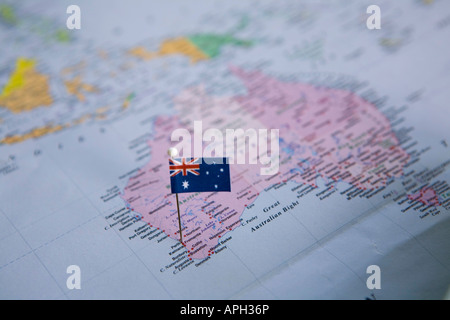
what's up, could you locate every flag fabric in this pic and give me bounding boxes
[169,157,231,194]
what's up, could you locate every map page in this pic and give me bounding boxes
[0,0,449,299]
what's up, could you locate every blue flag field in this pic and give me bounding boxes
[169,157,231,194]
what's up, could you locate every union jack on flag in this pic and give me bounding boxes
[169,157,231,194]
[169,158,200,177]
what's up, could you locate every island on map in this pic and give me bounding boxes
[128,33,253,63]
[0,57,52,113]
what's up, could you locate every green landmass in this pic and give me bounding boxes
[54,29,71,43]
[189,34,253,58]
[0,4,18,25]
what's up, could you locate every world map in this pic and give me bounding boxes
[0,0,449,300]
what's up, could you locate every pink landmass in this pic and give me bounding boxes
[121,67,410,260]
[229,66,410,189]
[408,186,441,207]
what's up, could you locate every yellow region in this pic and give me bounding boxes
[122,99,131,110]
[0,112,100,145]
[128,37,208,64]
[64,76,98,102]
[96,106,109,114]
[159,38,208,63]
[127,46,156,60]
[61,61,86,76]
[95,106,109,120]
[0,124,67,145]
[1,58,34,97]
[72,114,92,125]
[0,57,53,113]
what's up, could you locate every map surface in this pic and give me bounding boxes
[0,0,449,299]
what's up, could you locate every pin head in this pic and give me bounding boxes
[167,147,178,158]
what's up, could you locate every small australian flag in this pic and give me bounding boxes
[169,157,231,194]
